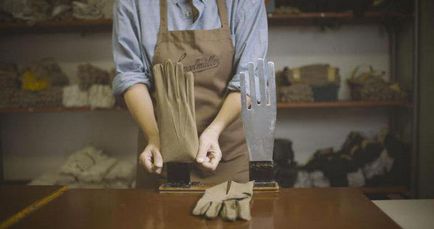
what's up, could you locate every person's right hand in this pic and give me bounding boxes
[139,137,163,174]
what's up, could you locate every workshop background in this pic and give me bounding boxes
[0,0,432,198]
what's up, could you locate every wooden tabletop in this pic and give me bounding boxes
[0,186,61,222]
[0,186,399,229]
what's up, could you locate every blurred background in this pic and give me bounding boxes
[0,0,432,199]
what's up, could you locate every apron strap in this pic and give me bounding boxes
[216,0,229,30]
[159,0,229,33]
[159,0,169,33]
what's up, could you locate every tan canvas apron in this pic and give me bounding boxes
[136,0,249,188]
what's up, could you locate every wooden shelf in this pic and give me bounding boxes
[277,101,411,109]
[268,11,411,26]
[0,106,124,114]
[0,11,411,33]
[0,19,112,33]
[0,101,410,113]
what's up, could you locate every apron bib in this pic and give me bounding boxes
[136,0,249,188]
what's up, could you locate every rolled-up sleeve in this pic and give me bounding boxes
[228,0,268,92]
[112,0,151,96]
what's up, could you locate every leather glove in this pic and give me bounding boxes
[153,60,198,162]
[192,181,254,221]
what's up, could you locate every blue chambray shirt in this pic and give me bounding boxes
[112,0,268,96]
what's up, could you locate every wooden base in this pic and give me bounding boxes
[159,181,279,193]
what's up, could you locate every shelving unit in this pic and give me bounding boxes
[0,106,123,114]
[277,101,411,109]
[0,11,411,34]
[0,101,410,114]
[0,6,417,196]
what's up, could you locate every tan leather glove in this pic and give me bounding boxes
[153,60,198,162]
[221,181,254,221]
[192,181,254,221]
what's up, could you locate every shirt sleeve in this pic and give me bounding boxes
[112,0,151,96]
[227,0,268,92]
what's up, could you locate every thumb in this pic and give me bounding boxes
[196,140,209,163]
[152,149,163,168]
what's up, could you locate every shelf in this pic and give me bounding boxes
[0,19,112,33]
[268,11,411,26]
[0,11,411,34]
[0,101,410,113]
[0,106,124,114]
[277,101,411,109]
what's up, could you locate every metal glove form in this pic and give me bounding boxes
[240,59,277,161]
[193,181,254,221]
[153,60,198,162]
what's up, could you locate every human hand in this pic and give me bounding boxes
[139,137,163,174]
[195,127,222,172]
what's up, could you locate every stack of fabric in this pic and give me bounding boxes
[273,130,410,188]
[0,63,19,107]
[63,63,115,109]
[0,0,113,23]
[30,146,136,188]
[277,64,340,102]
[348,66,407,101]
[0,58,68,108]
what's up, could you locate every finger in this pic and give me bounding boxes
[268,61,276,106]
[205,201,222,219]
[209,147,222,169]
[196,141,209,163]
[240,72,249,111]
[193,199,210,216]
[139,152,154,173]
[222,200,238,221]
[248,62,257,108]
[201,149,221,171]
[153,64,166,100]
[186,72,195,114]
[257,58,266,105]
[152,150,163,169]
[164,60,175,99]
[176,62,188,103]
[237,198,252,221]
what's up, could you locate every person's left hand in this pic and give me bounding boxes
[196,127,222,172]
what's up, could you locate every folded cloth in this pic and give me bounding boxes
[310,170,330,187]
[294,171,312,188]
[63,85,89,107]
[88,84,115,109]
[104,160,135,183]
[29,171,76,186]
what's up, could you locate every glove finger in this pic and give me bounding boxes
[153,64,166,101]
[222,200,238,221]
[237,198,252,221]
[185,71,195,111]
[164,59,175,99]
[192,199,211,216]
[205,201,222,219]
[176,62,188,102]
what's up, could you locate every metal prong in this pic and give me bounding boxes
[248,62,257,108]
[240,72,248,111]
[268,61,276,106]
[258,59,266,105]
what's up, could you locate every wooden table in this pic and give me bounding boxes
[0,186,400,229]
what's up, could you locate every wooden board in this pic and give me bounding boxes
[159,182,280,193]
[2,187,400,229]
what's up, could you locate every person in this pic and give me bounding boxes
[112,0,268,188]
